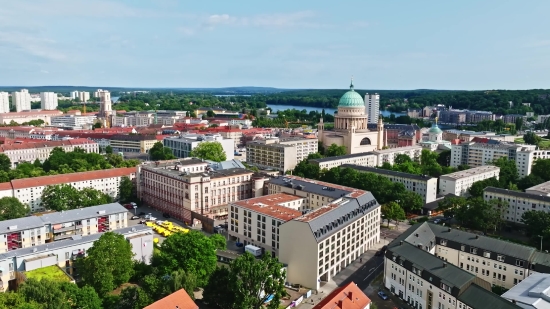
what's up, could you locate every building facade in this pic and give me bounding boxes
[39,92,58,110]
[364,93,380,124]
[371,145,423,166]
[246,137,317,172]
[110,134,160,154]
[12,89,31,112]
[439,166,500,197]
[483,187,550,224]
[0,110,63,125]
[309,152,377,170]
[163,133,235,161]
[50,115,97,128]
[0,92,9,114]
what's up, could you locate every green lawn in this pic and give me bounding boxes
[515,138,550,149]
[25,265,72,282]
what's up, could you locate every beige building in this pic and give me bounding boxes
[484,187,550,224]
[309,152,377,170]
[439,166,500,196]
[110,134,160,154]
[0,110,62,125]
[372,145,423,166]
[246,142,296,172]
[139,159,258,223]
[342,164,438,203]
[318,81,385,154]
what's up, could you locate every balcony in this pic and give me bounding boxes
[54,225,77,233]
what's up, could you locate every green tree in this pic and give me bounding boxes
[436,196,468,218]
[292,157,321,179]
[189,141,227,162]
[206,110,215,117]
[116,286,152,309]
[79,232,135,296]
[493,157,519,187]
[0,197,28,220]
[381,202,406,226]
[58,283,103,309]
[203,266,239,309]
[154,231,217,286]
[394,154,412,165]
[149,142,176,161]
[532,159,550,181]
[398,191,424,213]
[209,233,227,250]
[524,131,542,146]
[41,184,79,211]
[105,145,113,154]
[515,117,524,132]
[0,154,11,172]
[325,143,347,157]
[518,174,545,190]
[468,177,500,197]
[18,278,70,309]
[119,176,134,202]
[93,122,102,129]
[522,210,550,242]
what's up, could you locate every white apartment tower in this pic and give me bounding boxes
[364,93,380,124]
[78,91,90,102]
[12,89,31,112]
[70,91,78,99]
[40,92,58,110]
[0,92,9,113]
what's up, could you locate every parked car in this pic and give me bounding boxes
[124,204,133,210]
[433,219,441,224]
[163,213,170,218]
[130,202,137,207]
[131,215,140,220]
[377,291,388,300]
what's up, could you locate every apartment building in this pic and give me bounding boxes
[163,133,235,160]
[0,138,98,167]
[139,159,257,223]
[501,273,550,308]
[50,115,97,128]
[0,110,62,125]
[12,89,31,112]
[341,164,438,203]
[228,193,304,256]
[364,93,380,124]
[39,92,58,110]
[279,189,380,290]
[439,166,500,197]
[450,141,540,178]
[483,187,550,224]
[525,180,550,196]
[0,92,9,114]
[110,134,160,154]
[0,167,136,212]
[0,224,152,292]
[246,142,296,172]
[0,203,129,253]
[371,145,423,166]
[309,152,377,170]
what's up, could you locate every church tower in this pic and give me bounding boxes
[377,115,385,150]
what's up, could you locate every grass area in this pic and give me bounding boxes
[515,137,550,149]
[25,265,72,282]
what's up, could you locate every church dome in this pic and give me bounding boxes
[338,80,365,108]
[428,123,442,134]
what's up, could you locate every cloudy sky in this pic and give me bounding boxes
[1,0,549,90]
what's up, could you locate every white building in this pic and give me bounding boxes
[79,91,90,102]
[364,93,380,124]
[50,114,97,128]
[70,91,78,99]
[341,164,438,203]
[229,119,253,126]
[12,89,31,112]
[309,152,377,170]
[0,167,136,212]
[501,273,550,309]
[439,165,500,196]
[525,181,550,196]
[0,92,9,113]
[163,133,234,160]
[419,121,452,151]
[246,137,318,172]
[371,145,424,166]
[483,187,550,224]
[39,92,58,110]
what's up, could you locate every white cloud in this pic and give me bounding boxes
[0,31,66,61]
[40,70,49,74]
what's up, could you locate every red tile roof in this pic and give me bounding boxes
[143,289,198,309]
[9,167,136,189]
[0,138,97,151]
[0,182,13,191]
[313,282,371,309]
[0,110,62,116]
[233,193,303,221]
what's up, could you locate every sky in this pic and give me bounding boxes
[1,0,549,90]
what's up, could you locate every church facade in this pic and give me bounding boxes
[318,81,385,154]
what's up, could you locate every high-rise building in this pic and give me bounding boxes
[70,91,78,99]
[0,92,9,113]
[97,89,112,117]
[12,89,31,112]
[40,92,58,110]
[78,91,90,102]
[364,93,380,123]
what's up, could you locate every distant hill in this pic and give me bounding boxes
[0,86,294,95]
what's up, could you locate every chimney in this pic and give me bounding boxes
[448,228,451,232]
[338,300,343,308]
[348,291,353,301]
[443,262,447,268]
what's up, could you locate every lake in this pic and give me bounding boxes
[266,104,403,117]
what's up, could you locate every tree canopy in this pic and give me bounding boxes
[381,202,406,226]
[189,141,227,162]
[325,143,347,157]
[0,197,28,220]
[41,184,113,211]
[149,142,176,161]
[118,176,134,203]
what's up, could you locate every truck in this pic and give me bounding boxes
[245,245,262,257]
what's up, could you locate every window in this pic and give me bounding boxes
[470,247,477,254]
[497,255,504,262]
[516,260,524,267]
[484,251,491,258]
[460,245,465,251]
[440,239,447,246]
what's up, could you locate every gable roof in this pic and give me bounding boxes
[313,281,371,309]
[143,289,198,309]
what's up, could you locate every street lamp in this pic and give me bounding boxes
[539,235,543,251]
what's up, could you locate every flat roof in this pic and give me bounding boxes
[526,180,550,194]
[439,165,499,180]
[269,175,366,199]
[232,193,303,221]
[309,152,374,163]
[484,187,550,203]
[39,203,128,225]
[0,216,47,234]
[501,273,550,308]
[371,145,423,154]
[341,164,437,181]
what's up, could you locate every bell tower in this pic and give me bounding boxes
[377,115,385,150]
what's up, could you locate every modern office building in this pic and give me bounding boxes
[12,89,31,112]
[109,134,160,154]
[163,133,234,160]
[39,92,58,110]
[439,166,500,197]
[483,187,550,224]
[50,114,97,128]
[341,164,438,203]
[0,92,9,114]
[246,141,296,172]
[309,152,377,170]
[364,93,380,124]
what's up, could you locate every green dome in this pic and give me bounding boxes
[429,124,443,134]
[338,80,365,108]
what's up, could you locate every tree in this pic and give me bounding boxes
[325,143,347,157]
[522,210,550,241]
[58,282,103,309]
[524,131,542,146]
[149,142,176,161]
[105,145,113,154]
[0,154,11,172]
[206,110,215,117]
[93,122,102,129]
[518,174,545,190]
[381,202,406,226]
[209,233,227,250]
[292,157,321,179]
[41,184,80,211]
[0,197,28,220]
[203,253,287,309]
[119,176,134,202]
[189,141,227,162]
[394,154,412,165]
[153,231,217,286]
[398,191,424,213]
[532,159,550,181]
[79,232,135,296]
[18,278,70,309]
[493,157,519,187]
[468,177,500,197]
[116,286,152,309]
[436,196,468,218]
[515,117,524,132]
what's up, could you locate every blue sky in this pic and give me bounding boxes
[1,0,549,90]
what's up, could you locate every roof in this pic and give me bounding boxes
[269,175,366,199]
[484,187,550,203]
[207,159,246,170]
[439,165,500,180]
[111,134,158,141]
[0,110,62,116]
[144,289,198,309]
[371,145,423,154]
[39,203,128,225]
[9,167,136,189]
[340,164,437,182]
[309,152,375,163]
[232,193,303,221]
[501,273,550,308]
[338,81,365,108]
[0,216,47,234]
[0,139,97,152]
[313,281,371,309]
[459,283,522,309]
[526,180,550,195]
